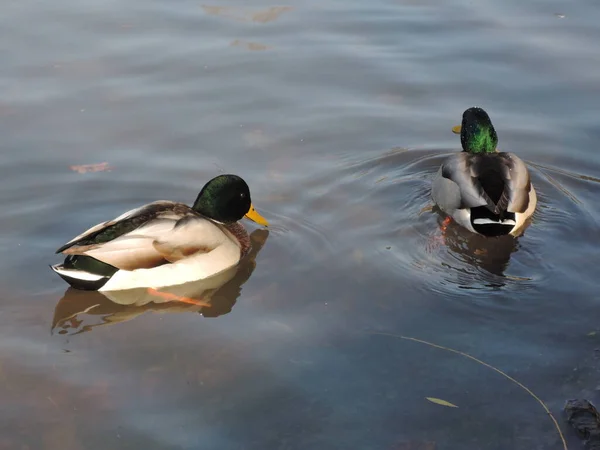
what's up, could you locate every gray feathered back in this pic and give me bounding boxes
[440,152,531,214]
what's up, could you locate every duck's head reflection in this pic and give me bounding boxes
[52,229,269,335]
[435,210,519,279]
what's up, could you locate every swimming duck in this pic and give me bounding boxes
[431,107,537,237]
[51,174,269,291]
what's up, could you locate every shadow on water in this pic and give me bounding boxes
[433,206,520,280]
[52,229,269,335]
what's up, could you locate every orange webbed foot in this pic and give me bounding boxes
[146,288,211,307]
[425,216,452,253]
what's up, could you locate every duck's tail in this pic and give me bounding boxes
[470,206,516,236]
[50,255,119,291]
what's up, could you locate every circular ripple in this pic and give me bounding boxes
[319,147,600,305]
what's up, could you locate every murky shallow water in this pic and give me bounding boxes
[2,0,600,448]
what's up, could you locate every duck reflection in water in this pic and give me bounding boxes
[432,206,519,279]
[52,229,269,335]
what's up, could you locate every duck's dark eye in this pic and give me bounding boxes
[239,192,247,199]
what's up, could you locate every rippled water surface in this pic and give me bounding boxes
[2,0,600,448]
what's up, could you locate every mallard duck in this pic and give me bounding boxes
[432,107,537,237]
[51,174,269,291]
[52,229,270,335]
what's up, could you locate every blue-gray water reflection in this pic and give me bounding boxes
[2,0,600,448]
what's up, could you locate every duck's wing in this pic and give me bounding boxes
[56,201,191,254]
[56,202,210,271]
[437,152,497,211]
[63,209,233,272]
[472,153,532,214]
[499,152,532,213]
[438,152,532,215]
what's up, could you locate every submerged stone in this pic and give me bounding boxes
[564,399,600,449]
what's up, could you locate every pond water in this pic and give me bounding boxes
[2,0,600,448]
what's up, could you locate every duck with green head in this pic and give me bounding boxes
[432,107,537,237]
[51,174,269,291]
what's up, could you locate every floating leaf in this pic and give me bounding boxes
[230,40,270,51]
[426,397,458,408]
[69,162,112,174]
[201,5,240,21]
[588,331,597,337]
[202,6,292,23]
[451,125,461,134]
[251,6,292,23]
[418,204,433,215]
[352,249,363,264]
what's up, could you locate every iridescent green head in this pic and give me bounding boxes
[192,174,268,226]
[460,107,498,154]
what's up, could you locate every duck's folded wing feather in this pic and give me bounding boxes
[56,201,191,254]
[440,153,496,210]
[501,153,532,213]
[151,215,230,263]
[152,240,209,263]
[85,235,171,270]
[70,218,179,270]
[86,214,232,270]
[56,205,144,253]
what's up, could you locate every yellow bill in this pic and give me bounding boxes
[245,203,269,227]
